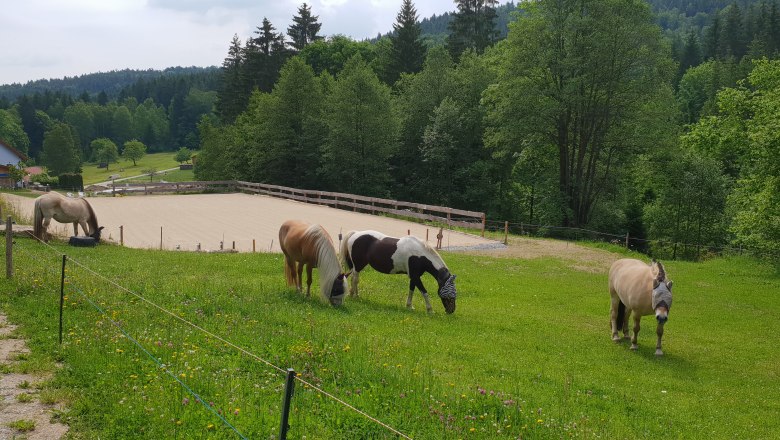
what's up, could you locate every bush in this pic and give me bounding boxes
[57,173,84,191]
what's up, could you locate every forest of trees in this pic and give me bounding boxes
[1,0,778,260]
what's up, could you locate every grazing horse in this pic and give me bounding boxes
[278,220,349,306]
[33,192,103,243]
[609,258,674,356]
[340,230,457,314]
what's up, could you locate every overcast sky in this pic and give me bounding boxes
[0,0,458,86]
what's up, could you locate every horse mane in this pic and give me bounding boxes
[306,225,341,300]
[82,198,99,234]
[418,238,448,270]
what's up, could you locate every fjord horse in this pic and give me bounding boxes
[609,259,673,355]
[278,220,349,306]
[341,230,457,314]
[33,192,103,243]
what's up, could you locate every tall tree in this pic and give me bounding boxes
[215,34,248,124]
[387,0,427,85]
[41,123,81,176]
[484,0,676,227]
[246,18,289,93]
[91,138,120,170]
[446,0,499,60]
[0,109,31,154]
[287,3,323,52]
[322,56,398,195]
[122,140,146,166]
[254,57,326,189]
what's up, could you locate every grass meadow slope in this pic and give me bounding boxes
[0,238,778,439]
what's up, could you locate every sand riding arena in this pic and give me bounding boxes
[4,192,499,253]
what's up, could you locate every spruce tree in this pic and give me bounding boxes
[215,34,248,124]
[287,3,323,52]
[387,0,427,84]
[245,18,288,93]
[446,0,499,60]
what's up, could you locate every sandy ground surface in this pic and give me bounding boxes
[0,314,68,440]
[2,192,499,253]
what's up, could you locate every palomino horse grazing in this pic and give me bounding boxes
[278,220,349,306]
[609,259,674,355]
[340,230,457,314]
[33,192,103,243]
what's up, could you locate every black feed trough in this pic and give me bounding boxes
[69,236,97,247]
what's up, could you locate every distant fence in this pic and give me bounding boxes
[92,180,487,235]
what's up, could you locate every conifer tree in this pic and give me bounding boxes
[287,3,323,52]
[387,0,427,84]
[215,34,248,124]
[446,0,499,60]
[246,18,288,93]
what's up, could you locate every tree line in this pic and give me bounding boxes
[197,0,778,261]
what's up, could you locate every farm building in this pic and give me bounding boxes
[0,139,29,188]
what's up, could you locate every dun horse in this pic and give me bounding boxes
[609,258,673,355]
[33,192,103,242]
[340,230,457,314]
[278,220,349,306]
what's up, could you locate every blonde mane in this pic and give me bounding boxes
[305,224,342,300]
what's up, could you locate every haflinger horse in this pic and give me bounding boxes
[340,230,457,314]
[33,192,103,243]
[278,220,349,306]
[609,258,673,356]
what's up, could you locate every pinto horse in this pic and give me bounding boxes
[340,230,457,314]
[278,220,349,306]
[33,192,103,243]
[609,258,674,355]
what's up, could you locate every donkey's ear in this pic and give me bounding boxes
[666,280,673,290]
[343,271,352,279]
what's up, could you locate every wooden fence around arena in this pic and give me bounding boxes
[98,180,487,235]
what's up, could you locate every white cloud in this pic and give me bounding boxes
[0,0,457,85]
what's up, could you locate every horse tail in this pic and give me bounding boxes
[283,254,296,286]
[616,301,626,330]
[340,230,356,270]
[33,197,43,240]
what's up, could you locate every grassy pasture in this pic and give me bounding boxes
[80,152,189,185]
[0,238,778,439]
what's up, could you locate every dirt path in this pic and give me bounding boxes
[0,313,68,440]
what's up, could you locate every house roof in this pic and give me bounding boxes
[0,138,29,162]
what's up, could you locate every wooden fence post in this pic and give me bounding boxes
[6,216,12,279]
[120,225,124,246]
[481,214,486,237]
[504,221,509,245]
[160,226,163,250]
[253,239,256,253]
[625,232,629,249]
[59,255,66,344]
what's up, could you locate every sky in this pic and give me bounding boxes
[0,0,458,86]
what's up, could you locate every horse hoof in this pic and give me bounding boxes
[630,344,638,351]
[612,336,621,343]
[655,349,664,356]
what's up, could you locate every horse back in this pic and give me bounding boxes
[279,220,321,265]
[609,258,653,314]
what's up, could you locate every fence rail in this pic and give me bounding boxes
[90,180,487,234]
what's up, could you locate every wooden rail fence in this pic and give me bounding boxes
[90,180,486,234]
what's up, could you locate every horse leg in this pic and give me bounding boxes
[296,262,305,294]
[610,295,620,341]
[414,278,433,314]
[305,264,313,297]
[655,322,665,356]
[406,278,415,310]
[630,315,641,350]
[349,271,359,297]
[622,309,632,340]
[73,222,79,236]
[42,218,52,242]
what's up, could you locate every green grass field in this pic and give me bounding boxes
[0,238,778,439]
[80,152,192,185]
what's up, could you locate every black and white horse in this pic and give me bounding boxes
[340,230,457,314]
